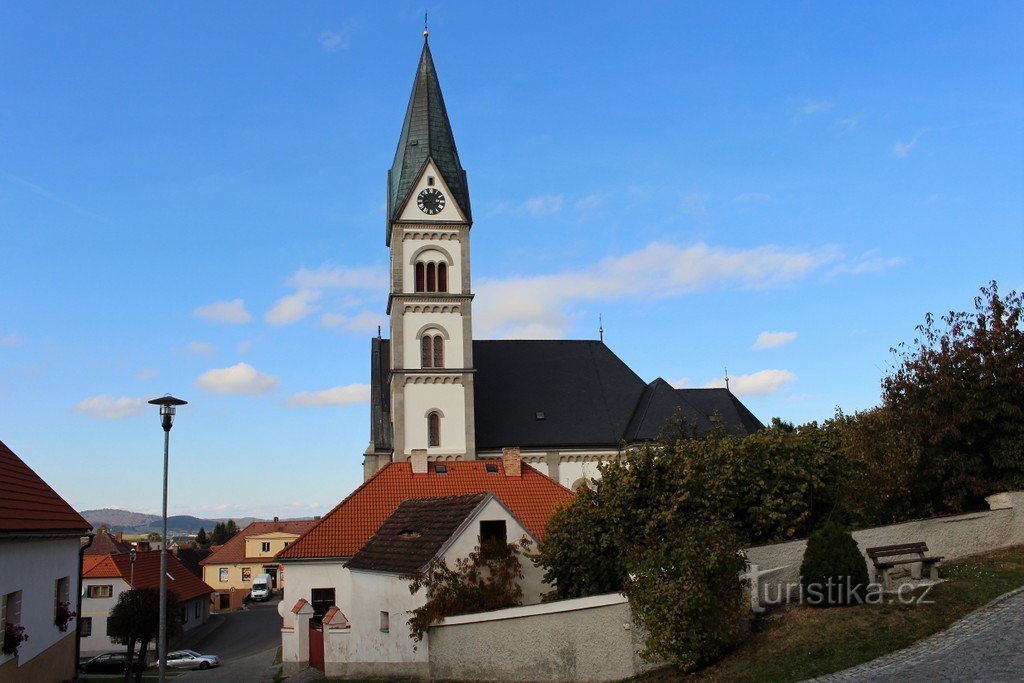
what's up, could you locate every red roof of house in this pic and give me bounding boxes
[83,550,214,602]
[198,519,318,566]
[277,461,573,560]
[84,529,134,555]
[0,439,91,532]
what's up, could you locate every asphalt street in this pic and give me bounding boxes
[174,596,285,681]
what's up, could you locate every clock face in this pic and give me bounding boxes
[417,187,446,215]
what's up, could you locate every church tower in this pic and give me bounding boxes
[367,35,476,477]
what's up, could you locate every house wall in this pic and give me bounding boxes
[744,491,1024,605]
[79,577,131,656]
[428,594,658,682]
[243,532,299,561]
[280,560,349,621]
[203,563,266,591]
[0,535,81,680]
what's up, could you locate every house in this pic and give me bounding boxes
[199,518,317,598]
[276,451,571,674]
[0,438,92,683]
[362,36,764,489]
[79,551,214,657]
[83,528,133,556]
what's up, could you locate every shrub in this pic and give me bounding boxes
[625,523,747,672]
[800,522,869,606]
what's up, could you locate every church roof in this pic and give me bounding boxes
[345,493,489,574]
[388,38,471,229]
[369,339,764,452]
[277,461,571,561]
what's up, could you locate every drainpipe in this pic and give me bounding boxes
[75,533,95,679]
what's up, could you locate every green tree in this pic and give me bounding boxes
[195,527,209,547]
[799,522,870,607]
[883,281,1024,513]
[210,520,239,545]
[106,588,181,683]
[405,537,531,641]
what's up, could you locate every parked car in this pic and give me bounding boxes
[166,650,221,670]
[79,652,148,674]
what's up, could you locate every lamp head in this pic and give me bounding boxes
[148,395,187,431]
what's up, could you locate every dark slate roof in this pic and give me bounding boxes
[369,340,765,452]
[345,494,488,574]
[84,529,134,556]
[388,39,471,228]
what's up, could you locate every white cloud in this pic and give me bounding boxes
[195,363,278,396]
[319,23,355,53]
[829,249,905,276]
[475,241,840,338]
[237,340,253,353]
[193,299,251,324]
[835,115,861,131]
[186,341,216,356]
[286,265,387,291]
[521,195,564,216]
[319,310,386,332]
[751,331,797,349]
[704,369,797,396]
[893,132,922,158]
[74,395,146,419]
[266,290,321,325]
[575,194,602,217]
[0,333,22,346]
[286,383,371,407]
[801,99,834,115]
[669,377,690,389]
[137,368,157,381]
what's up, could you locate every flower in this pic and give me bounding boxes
[54,601,77,632]
[2,622,28,657]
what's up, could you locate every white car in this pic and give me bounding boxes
[166,650,220,670]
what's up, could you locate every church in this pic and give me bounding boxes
[363,35,764,491]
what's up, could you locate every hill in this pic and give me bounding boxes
[81,508,261,536]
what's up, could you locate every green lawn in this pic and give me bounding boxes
[636,545,1024,682]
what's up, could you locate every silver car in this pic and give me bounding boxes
[166,650,220,670]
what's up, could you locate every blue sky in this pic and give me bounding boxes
[1,2,1021,519]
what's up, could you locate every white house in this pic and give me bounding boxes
[282,491,546,678]
[80,550,214,657]
[0,439,92,683]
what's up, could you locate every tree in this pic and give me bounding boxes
[405,537,531,641]
[195,527,209,548]
[210,519,239,545]
[107,588,181,683]
[146,532,162,542]
[883,281,1024,513]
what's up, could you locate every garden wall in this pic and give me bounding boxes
[744,491,1024,605]
[428,593,660,681]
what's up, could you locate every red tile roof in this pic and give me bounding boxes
[0,439,91,532]
[198,520,318,565]
[277,461,573,560]
[84,529,134,555]
[83,551,214,602]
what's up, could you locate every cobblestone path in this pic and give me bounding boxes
[813,587,1024,682]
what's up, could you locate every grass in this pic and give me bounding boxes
[636,545,1024,682]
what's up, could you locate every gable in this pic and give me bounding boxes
[396,158,468,223]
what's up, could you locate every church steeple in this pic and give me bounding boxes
[387,39,471,236]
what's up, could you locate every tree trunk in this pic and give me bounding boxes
[134,637,151,683]
[123,636,136,683]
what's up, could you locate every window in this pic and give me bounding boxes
[242,568,252,582]
[427,176,435,186]
[87,585,113,599]
[311,588,335,625]
[195,602,201,619]
[414,260,448,293]
[427,412,441,447]
[480,520,507,547]
[2,590,22,628]
[181,606,188,623]
[261,542,271,553]
[380,611,390,633]
[218,568,229,583]
[55,576,70,625]
[421,334,444,368]
[437,262,447,292]
[79,617,92,637]
[426,262,437,291]
[415,262,425,292]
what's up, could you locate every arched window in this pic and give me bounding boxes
[415,262,425,293]
[437,262,448,292]
[427,412,441,447]
[433,334,443,367]
[426,263,437,292]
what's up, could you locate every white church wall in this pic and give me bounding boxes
[403,382,467,455]
[397,159,468,224]
[400,310,465,369]
[558,456,605,490]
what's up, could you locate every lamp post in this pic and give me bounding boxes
[148,395,187,683]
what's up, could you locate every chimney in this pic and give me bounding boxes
[274,516,279,522]
[115,532,123,543]
[411,449,428,475]
[502,447,522,477]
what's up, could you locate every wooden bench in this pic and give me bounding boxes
[866,542,943,591]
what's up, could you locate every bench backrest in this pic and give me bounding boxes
[865,542,929,559]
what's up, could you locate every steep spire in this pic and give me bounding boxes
[388,39,471,226]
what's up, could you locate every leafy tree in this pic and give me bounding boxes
[625,523,747,672]
[799,522,870,607]
[107,588,181,683]
[210,519,239,545]
[883,281,1024,513]
[405,537,531,641]
[195,527,209,548]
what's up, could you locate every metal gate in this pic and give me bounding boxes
[308,623,324,671]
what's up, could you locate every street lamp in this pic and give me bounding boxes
[148,394,187,683]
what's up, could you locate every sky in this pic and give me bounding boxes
[1,2,1021,520]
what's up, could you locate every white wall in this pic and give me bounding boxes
[401,311,466,369]
[79,576,131,656]
[280,559,350,628]
[402,381,467,455]
[0,536,81,667]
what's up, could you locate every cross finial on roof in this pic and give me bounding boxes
[724,367,730,391]
[599,314,604,342]
[423,11,429,40]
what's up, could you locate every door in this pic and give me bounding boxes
[308,623,324,672]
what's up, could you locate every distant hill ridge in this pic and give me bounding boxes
[80,508,269,535]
